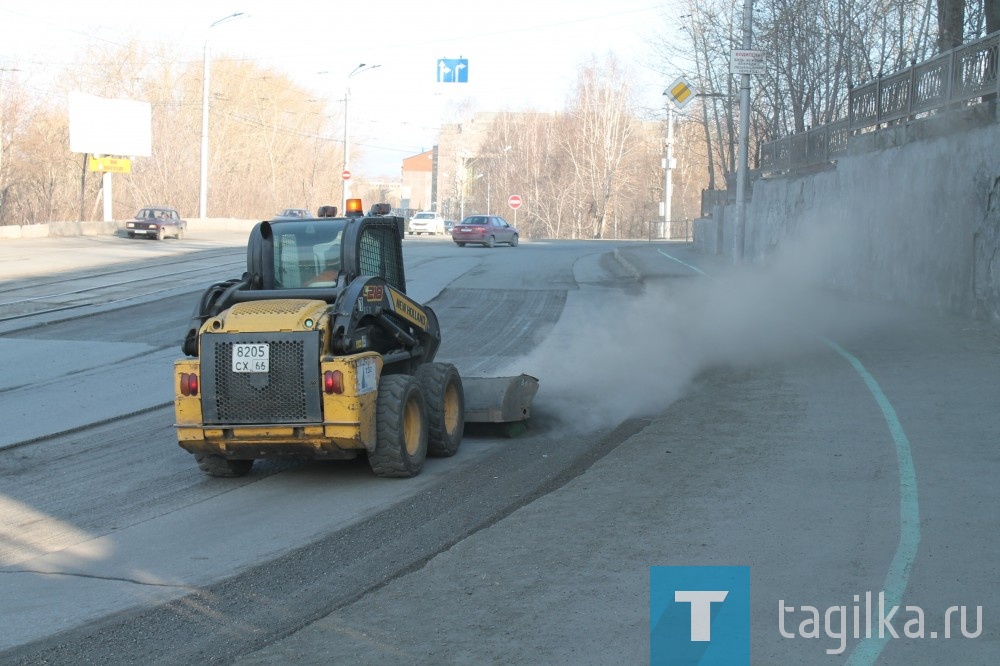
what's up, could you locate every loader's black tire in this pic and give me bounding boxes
[195,454,253,478]
[416,362,464,457]
[369,374,427,478]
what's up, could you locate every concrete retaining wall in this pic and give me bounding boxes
[698,110,1000,321]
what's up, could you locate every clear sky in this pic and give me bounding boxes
[0,1,683,177]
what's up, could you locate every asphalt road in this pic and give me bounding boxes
[0,233,997,664]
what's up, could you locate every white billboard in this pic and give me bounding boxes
[69,92,152,157]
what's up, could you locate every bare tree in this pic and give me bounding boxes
[938,0,966,50]
[559,55,644,239]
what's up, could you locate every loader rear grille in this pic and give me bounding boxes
[201,331,322,425]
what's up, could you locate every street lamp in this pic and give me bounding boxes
[342,63,381,211]
[200,12,245,219]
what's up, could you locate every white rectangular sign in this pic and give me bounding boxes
[730,50,766,76]
[69,92,152,157]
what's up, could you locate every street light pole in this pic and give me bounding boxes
[342,63,380,211]
[199,12,244,220]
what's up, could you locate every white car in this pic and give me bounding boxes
[408,211,447,235]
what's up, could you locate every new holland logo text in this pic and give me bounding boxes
[388,290,428,328]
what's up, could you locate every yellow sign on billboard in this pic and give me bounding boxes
[88,156,132,173]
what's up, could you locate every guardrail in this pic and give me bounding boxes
[0,218,258,240]
[760,31,1000,174]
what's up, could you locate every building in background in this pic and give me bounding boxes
[400,150,434,213]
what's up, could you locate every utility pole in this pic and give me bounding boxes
[735,0,753,261]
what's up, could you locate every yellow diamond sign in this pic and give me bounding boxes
[665,76,697,109]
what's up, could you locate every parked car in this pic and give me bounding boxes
[125,206,187,240]
[444,220,456,233]
[275,208,310,218]
[408,211,447,235]
[451,215,519,248]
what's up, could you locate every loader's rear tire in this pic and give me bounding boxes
[195,454,253,478]
[416,362,464,457]
[369,374,427,478]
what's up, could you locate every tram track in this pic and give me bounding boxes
[0,248,244,330]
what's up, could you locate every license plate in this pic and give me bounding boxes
[232,343,269,373]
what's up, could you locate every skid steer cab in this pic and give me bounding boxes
[174,200,537,479]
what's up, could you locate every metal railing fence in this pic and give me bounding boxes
[760,31,1000,174]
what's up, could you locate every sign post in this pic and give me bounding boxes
[508,194,521,225]
[732,2,759,262]
[662,78,696,239]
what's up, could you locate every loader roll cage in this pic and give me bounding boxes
[181,208,418,358]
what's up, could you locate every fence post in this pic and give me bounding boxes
[875,75,883,128]
[907,61,915,121]
[946,49,955,104]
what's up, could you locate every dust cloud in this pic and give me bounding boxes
[502,223,894,433]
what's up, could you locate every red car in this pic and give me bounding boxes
[451,215,519,248]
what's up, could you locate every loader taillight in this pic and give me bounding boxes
[180,373,199,396]
[324,370,344,394]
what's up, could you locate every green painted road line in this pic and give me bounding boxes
[655,249,920,664]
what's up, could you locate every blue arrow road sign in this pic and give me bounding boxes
[437,58,468,83]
